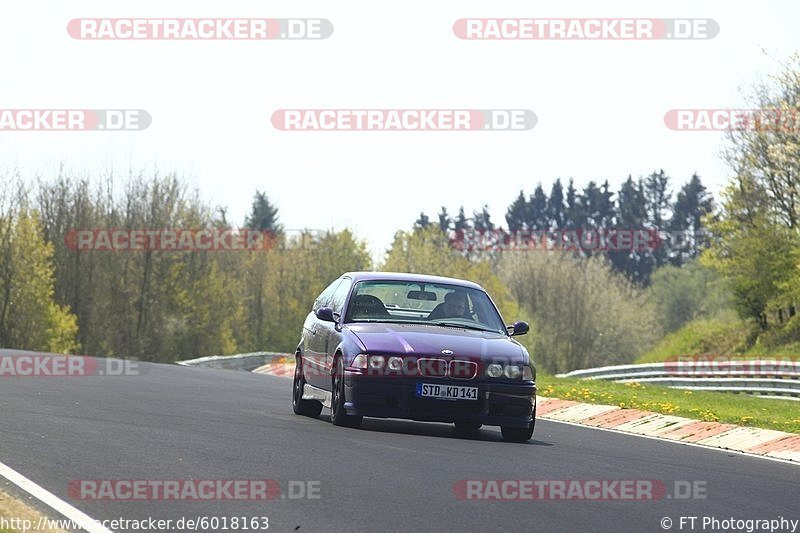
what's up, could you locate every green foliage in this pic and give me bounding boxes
[0,205,78,353]
[637,313,752,363]
[28,172,373,360]
[244,190,282,233]
[750,313,800,353]
[703,55,800,334]
[701,181,797,327]
[647,260,733,333]
[500,251,659,373]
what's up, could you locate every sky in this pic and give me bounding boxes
[1,0,798,261]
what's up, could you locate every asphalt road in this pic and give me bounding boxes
[0,357,798,533]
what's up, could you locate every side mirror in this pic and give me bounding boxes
[508,321,529,336]
[315,306,336,322]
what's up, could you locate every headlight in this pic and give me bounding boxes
[387,356,403,371]
[352,354,367,369]
[504,365,521,379]
[486,364,503,378]
[369,355,385,369]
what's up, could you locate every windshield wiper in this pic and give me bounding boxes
[432,322,497,333]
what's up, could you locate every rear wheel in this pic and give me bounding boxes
[331,356,362,428]
[292,356,322,418]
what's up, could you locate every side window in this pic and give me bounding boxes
[329,277,353,317]
[313,278,342,312]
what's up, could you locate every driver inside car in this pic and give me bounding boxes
[428,291,472,320]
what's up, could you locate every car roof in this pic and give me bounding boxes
[342,271,485,291]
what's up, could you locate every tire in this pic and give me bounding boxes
[454,420,482,433]
[500,406,536,443]
[330,356,362,428]
[292,356,322,418]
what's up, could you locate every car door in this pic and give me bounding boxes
[318,276,353,385]
[304,277,342,388]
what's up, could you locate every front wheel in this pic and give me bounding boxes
[500,422,534,442]
[292,356,322,418]
[331,357,362,428]
[501,405,536,442]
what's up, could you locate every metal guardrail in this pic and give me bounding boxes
[557,360,800,400]
[177,352,289,372]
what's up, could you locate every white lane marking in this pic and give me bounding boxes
[0,460,111,533]
[539,417,800,467]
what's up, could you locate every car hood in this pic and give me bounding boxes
[346,322,526,363]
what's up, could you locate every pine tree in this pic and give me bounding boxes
[528,185,549,230]
[454,207,469,231]
[609,176,651,283]
[245,191,282,233]
[548,179,566,229]
[669,174,714,264]
[506,191,528,232]
[437,206,451,232]
[414,212,431,230]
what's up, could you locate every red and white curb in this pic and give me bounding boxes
[254,360,800,464]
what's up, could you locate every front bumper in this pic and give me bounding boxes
[342,373,536,428]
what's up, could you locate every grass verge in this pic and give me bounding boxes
[0,490,67,533]
[539,375,800,434]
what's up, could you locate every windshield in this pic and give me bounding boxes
[343,280,507,334]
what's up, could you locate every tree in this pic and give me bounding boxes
[245,191,282,233]
[648,260,732,333]
[703,56,800,329]
[505,191,527,232]
[454,207,469,231]
[548,179,566,229]
[527,185,548,230]
[643,170,672,230]
[0,201,78,353]
[437,206,451,232]
[702,175,796,328]
[413,212,431,230]
[501,251,658,373]
[472,205,494,232]
[669,173,715,264]
[564,178,585,228]
[609,176,650,282]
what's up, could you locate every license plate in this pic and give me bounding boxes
[415,383,478,401]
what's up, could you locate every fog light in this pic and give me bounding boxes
[369,356,385,369]
[387,356,403,371]
[504,365,521,379]
[487,364,503,378]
